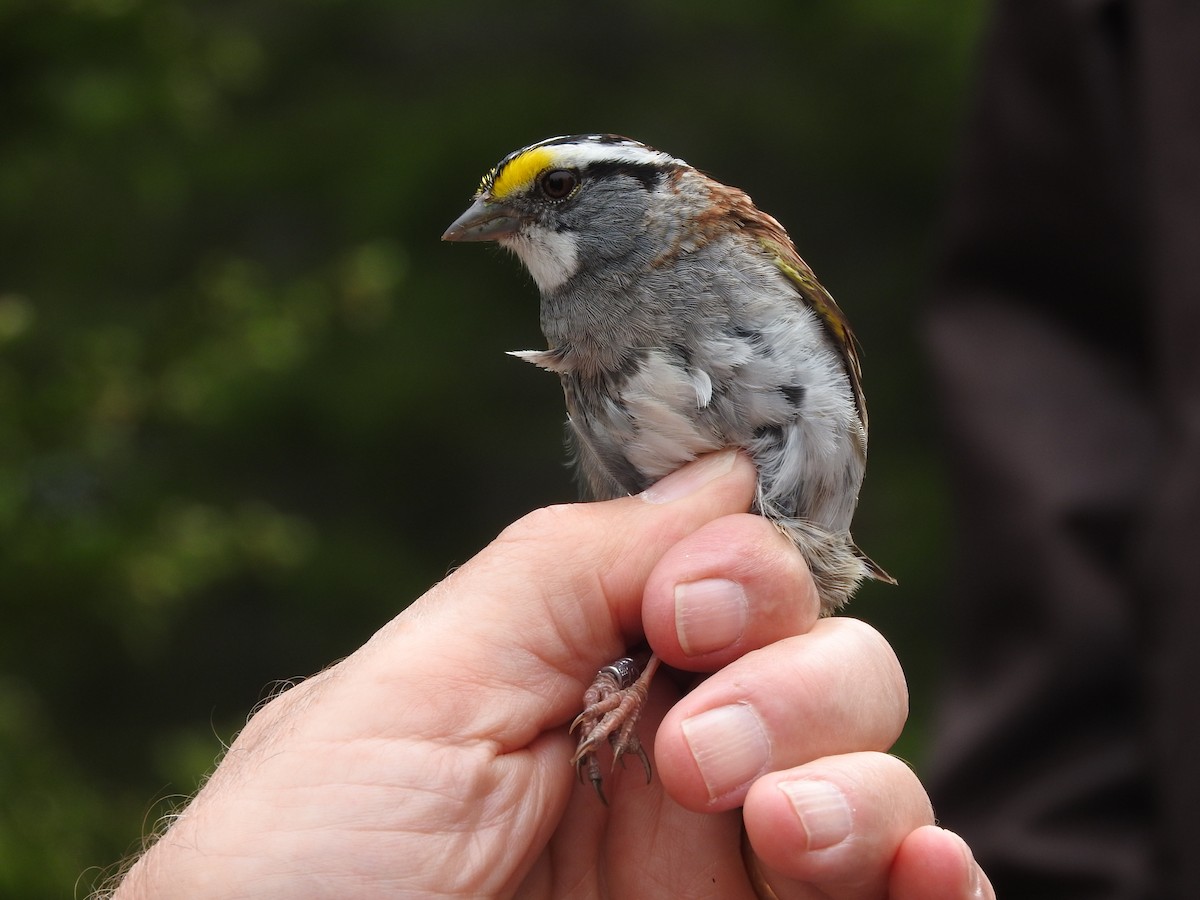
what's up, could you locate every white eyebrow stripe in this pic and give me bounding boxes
[540,140,684,171]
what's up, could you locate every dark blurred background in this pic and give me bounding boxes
[0,1,984,895]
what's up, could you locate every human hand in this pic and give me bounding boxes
[111,450,992,899]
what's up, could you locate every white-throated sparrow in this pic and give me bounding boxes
[444,134,893,801]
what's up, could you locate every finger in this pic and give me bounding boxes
[642,512,820,668]
[656,618,906,809]
[742,752,934,900]
[889,826,996,900]
[345,450,759,744]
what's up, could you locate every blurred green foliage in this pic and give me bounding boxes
[0,0,983,895]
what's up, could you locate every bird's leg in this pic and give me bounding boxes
[570,652,660,803]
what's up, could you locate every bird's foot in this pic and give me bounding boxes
[570,654,660,804]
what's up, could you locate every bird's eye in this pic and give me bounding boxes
[540,169,578,200]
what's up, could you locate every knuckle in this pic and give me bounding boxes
[496,501,582,546]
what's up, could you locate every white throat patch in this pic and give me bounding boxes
[502,226,580,293]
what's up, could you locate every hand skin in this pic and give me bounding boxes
[111,451,993,900]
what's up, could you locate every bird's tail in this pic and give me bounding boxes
[854,544,898,586]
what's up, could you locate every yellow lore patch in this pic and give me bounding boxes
[487,146,554,199]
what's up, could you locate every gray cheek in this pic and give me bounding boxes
[564,180,653,266]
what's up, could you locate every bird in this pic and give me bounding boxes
[443,134,893,801]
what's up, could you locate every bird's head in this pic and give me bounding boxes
[442,134,687,293]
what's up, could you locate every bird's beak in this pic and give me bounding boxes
[442,197,521,242]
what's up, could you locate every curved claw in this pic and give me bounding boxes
[574,752,608,805]
[611,739,652,784]
[592,774,608,806]
[633,744,652,783]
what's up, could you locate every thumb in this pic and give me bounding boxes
[357,449,757,745]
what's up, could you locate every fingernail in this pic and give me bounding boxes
[641,450,737,504]
[680,701,769,799]
[778,779,853,851]
[675,579,747,656]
